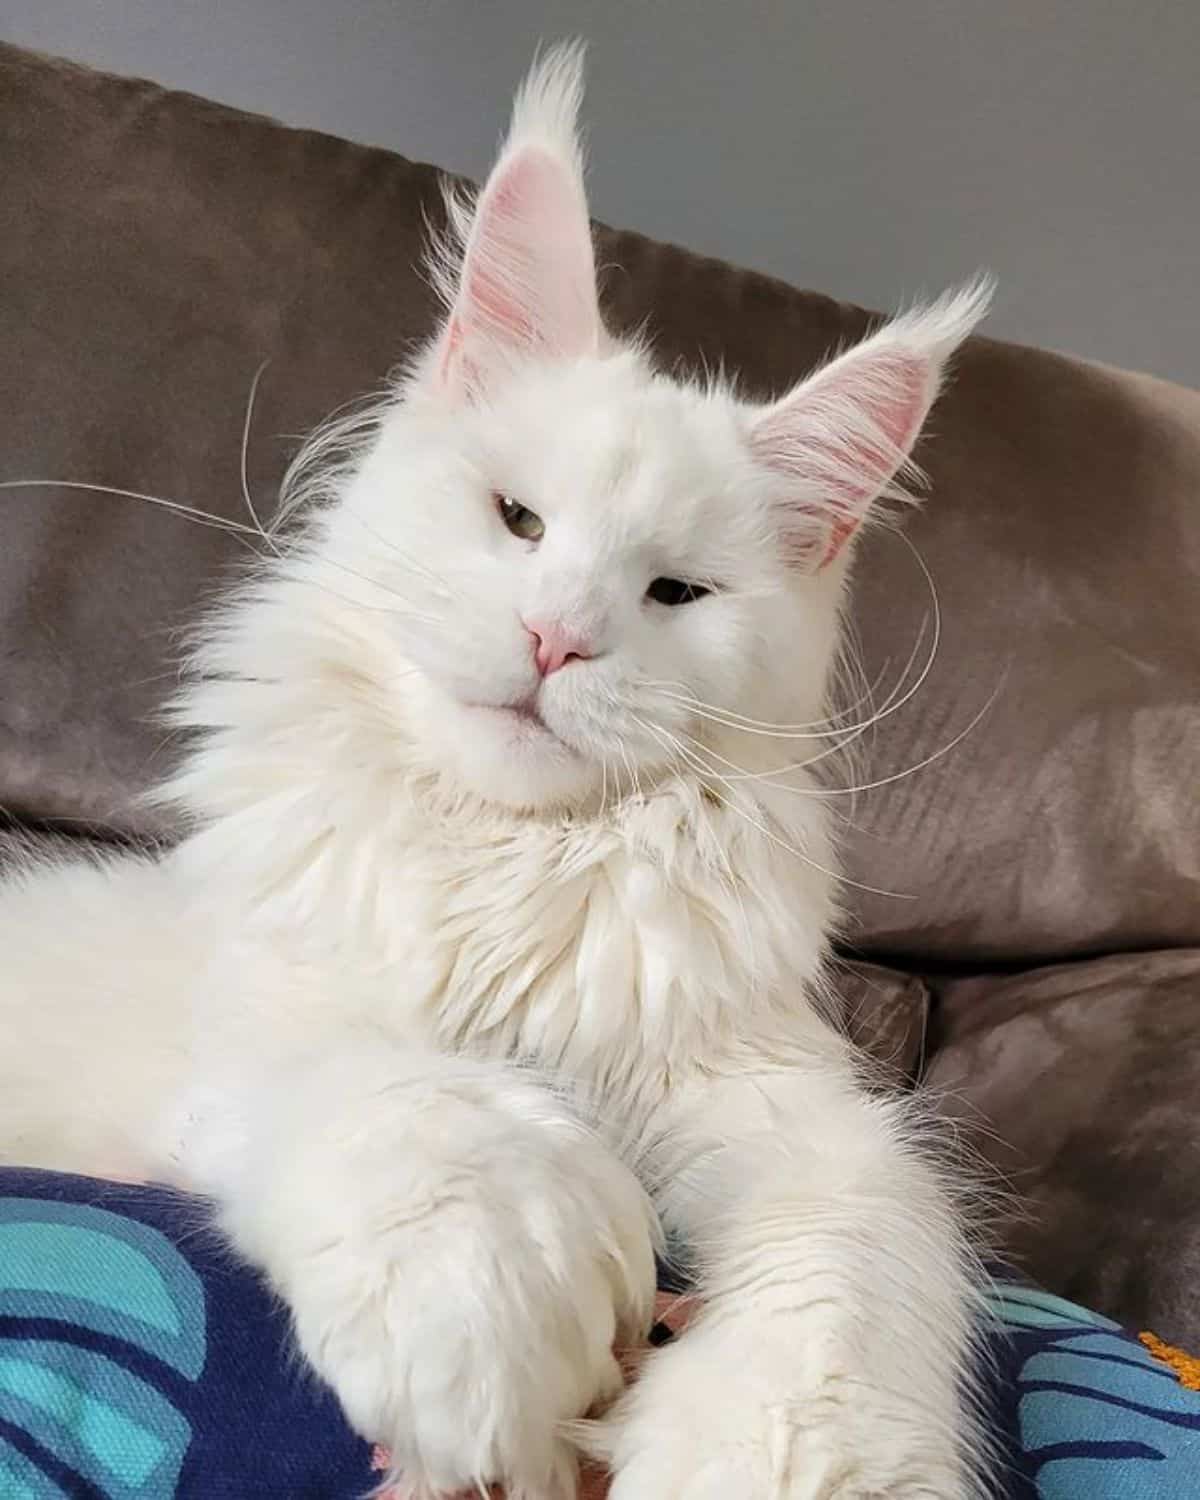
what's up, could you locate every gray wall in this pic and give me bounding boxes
[5,1,1198,387]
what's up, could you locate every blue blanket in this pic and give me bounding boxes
[1,1168,1197,1498]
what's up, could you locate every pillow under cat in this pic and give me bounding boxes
[0,42,993,1500]
[6,1168,1200,1500]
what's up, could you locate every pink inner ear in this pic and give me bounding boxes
[437,146,598,394]
[820,516,858,568]
[827,351,929,503]
[461,162,541,345]
[755,347,932,569]
[437,316,463,382]
[820,352,928,565]
[438,165,540,387]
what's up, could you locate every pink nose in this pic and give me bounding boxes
[526,621,591,677]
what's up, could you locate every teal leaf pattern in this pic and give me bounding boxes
[0,1198,206,1497]
[989,1283,1200,1498]
[0,1438,72,1499]
[0,1340,192,1497]
[5,1180,1200,1500]
[0,1200,205,1379]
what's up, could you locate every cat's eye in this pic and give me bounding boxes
[495,492,545,543]
[646,577,712,607]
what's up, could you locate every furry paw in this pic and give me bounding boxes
[606,1309,971,1500]
[227,1067,658,1500]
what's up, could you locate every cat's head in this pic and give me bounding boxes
[304,45,989,813]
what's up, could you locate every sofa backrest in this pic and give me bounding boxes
[3,43,1198,967]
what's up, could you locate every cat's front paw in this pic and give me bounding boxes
[237,1093,658,1500]
[607,1311,971,1500]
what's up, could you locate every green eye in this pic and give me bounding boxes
[495,492,545,543]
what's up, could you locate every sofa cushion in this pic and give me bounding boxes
[834,959,931,1081]
[2,43,1199,966]
[924,949,1200,1344]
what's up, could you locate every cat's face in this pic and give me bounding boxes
[304,46,986,811]
[328,353,838,809]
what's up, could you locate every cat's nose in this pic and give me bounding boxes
[525,620,592,677]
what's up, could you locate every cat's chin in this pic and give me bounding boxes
[471,701,570,747]
[426,696,603,813]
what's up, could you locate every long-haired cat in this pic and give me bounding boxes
[0,43,993,1500]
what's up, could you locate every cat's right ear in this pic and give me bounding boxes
[747,278,993,569]
[425,43,602,401]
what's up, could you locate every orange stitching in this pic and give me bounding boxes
[1140,1330,1200,1391]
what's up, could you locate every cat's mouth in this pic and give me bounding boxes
[470,697,578,754]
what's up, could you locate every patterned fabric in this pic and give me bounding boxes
[0,1169,375,1497]
[984,1283,1200,1497]
[2,1169,1198,1498]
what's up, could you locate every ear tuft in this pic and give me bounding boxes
[507,38,589,168]
[750,275,994,568]
[427,42,601,398]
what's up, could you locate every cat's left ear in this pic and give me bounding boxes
[429,43,601,399]
[748,279,993,569]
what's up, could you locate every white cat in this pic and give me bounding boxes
[0,44,994,1500]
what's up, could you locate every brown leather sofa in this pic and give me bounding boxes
[4,42,1199,1343]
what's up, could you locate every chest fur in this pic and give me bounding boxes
[381,794,831,1100]
[187,774,833,1102]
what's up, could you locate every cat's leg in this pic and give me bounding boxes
[197,1035,658,1500]
[0,852,195,1178]
[606,1039,987,1500]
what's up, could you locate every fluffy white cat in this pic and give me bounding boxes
[0,44,994,1500]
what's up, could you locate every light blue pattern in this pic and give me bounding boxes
[0,1340,190,1498]
[989,1283,1120,1331]
[1023,1346,1184,1405]
[0,1440,71,1499]
[0,1200,205,1378]
[0,1199,206,1496]
[992,1282,1200,1499]
[0,1224,182,1335]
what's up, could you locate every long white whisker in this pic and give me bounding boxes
[639,668,890,736]
[336,505,456,600]
[694,613,931,784]
[646,527,944,751]
[657,583,933,746]
[239,359,281,557]
[749,675,1008,801]
[284,553,443,622]
[633,715,914,901]
[663,722,861,831]
[3,462,445,632]
[638,718,757,956]
[617,742,639,804]
[285,575,439,622]
[691,536,1000,802]
[0,479,262,540]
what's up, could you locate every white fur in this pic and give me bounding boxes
[0,42,994,1500]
